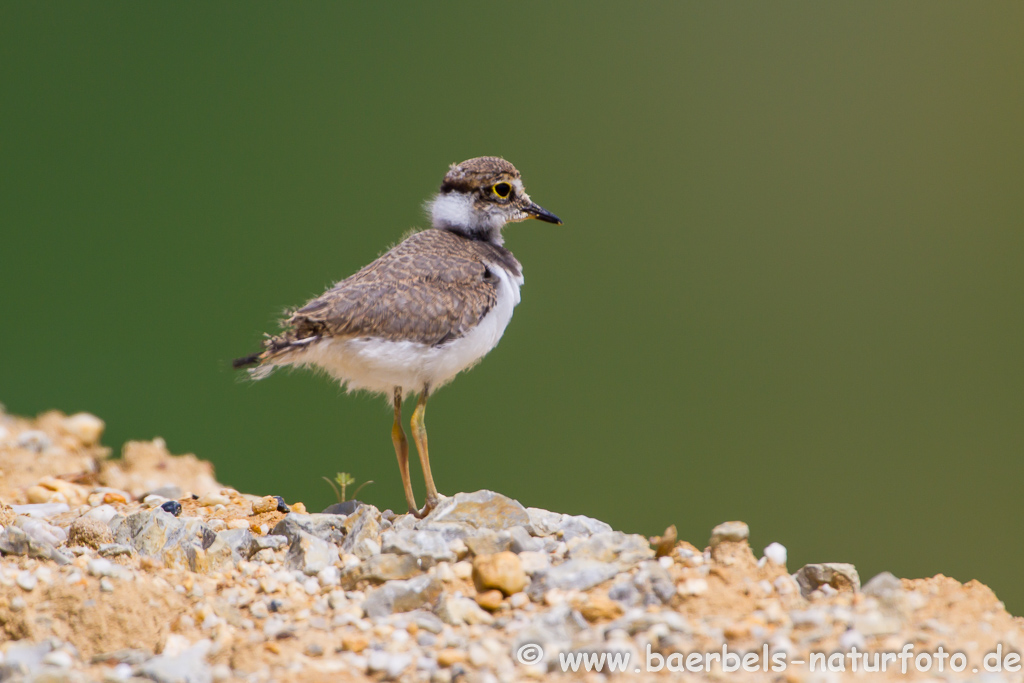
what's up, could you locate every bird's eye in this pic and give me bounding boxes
[492,182,512,198]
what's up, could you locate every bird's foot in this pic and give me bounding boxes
[413,494,441,519]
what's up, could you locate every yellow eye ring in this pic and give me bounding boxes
[492,182,512,198]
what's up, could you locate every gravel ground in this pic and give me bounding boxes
[1,407,1021,682]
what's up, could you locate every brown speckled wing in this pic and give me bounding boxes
[277,229,520,349]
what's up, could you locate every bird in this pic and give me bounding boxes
[233,157,561,517]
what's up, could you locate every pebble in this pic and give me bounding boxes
[472,551,527,596]
[763,541,787,565]
[709,521,749,546]
[677,577,709,597]
[284,530,337,576]
[42,650,74,668]
[436,648,467,667]
[437,594,494,626]
[140,640,213,683]
[863,570,902,598]
[366,650,412,680]
[527,559,618,600]
[794,562,861,597]
[475,589,504,611]
[251,496,278,514]
[382,528,456,562]
[16,430,52,452]
[363,575,442,618]
[420,490,531,532]
[11,503,70,519]
[160,500,183,516]
[68,517,114,549]
[341,632,370,652]
[83,504,119,524]
[63,412,105,445]
[516,551,550,575]
[839,627,867,650]
[317,565,340,587]
[17,570,38,591]
[568,531,654,567]
[197,492,230,507]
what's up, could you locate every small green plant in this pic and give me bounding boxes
[323,472,373,503]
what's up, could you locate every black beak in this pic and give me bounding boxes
[523,201,562,225]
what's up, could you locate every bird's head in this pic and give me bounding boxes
[428,156,561,244]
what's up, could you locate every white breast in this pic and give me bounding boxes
[286,265,523,397]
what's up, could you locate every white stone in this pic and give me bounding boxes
[64,412,105,445]
[84,504,118,524]
[16,571,37,591]
[677,578,708,597]
[763,542,787,566]
[43,650,74,668]
[517,551,550,574]
[317,565,340,587]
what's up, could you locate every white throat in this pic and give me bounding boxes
[429,192,505,244]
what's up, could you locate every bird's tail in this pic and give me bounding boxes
[232,333,320,377]
[232,352,263,369]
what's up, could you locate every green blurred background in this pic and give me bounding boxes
[2,4,1022,611]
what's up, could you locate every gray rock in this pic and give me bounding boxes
[341,553,421,587]
[340,505,383,558]
[15,516,68,546]
[568,531,653,568]
[526,507,612,541]
[15,430,52,452]
[116,510,184,555]
[113,511,225,572]
[0,525,72,565]
[463,528,513,556]
[419,490,530,532]
[1,639,55,678]
[557,515,613,542]
[525,508,563,537]
[216,528,259,561]
[606,608,691,635]
[709,521,749,546]
[68,517,114,549]
[863,571,902,599]
[89,649,152,666]
[98,543,135,557]
[366,650,412,680]
[409,520,479,543]
[140,640,213,683]
[144,485,183,500]
[794,562,861,597]
[284,530,337,576]
[633,561,676,604]
[11,503,71,519]
[527,559,618,601]
[513,605,587,656]
[254,534,289,551]
[608,579,641,607]
[381,529,455,563]
[271,513,348,544]
[435,593,494,626]
[405,610,445,634]
[363,574,442,618]
[508,525,543,553]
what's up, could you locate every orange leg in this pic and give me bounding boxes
[410,385,440,517]
[390,387,418,515]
